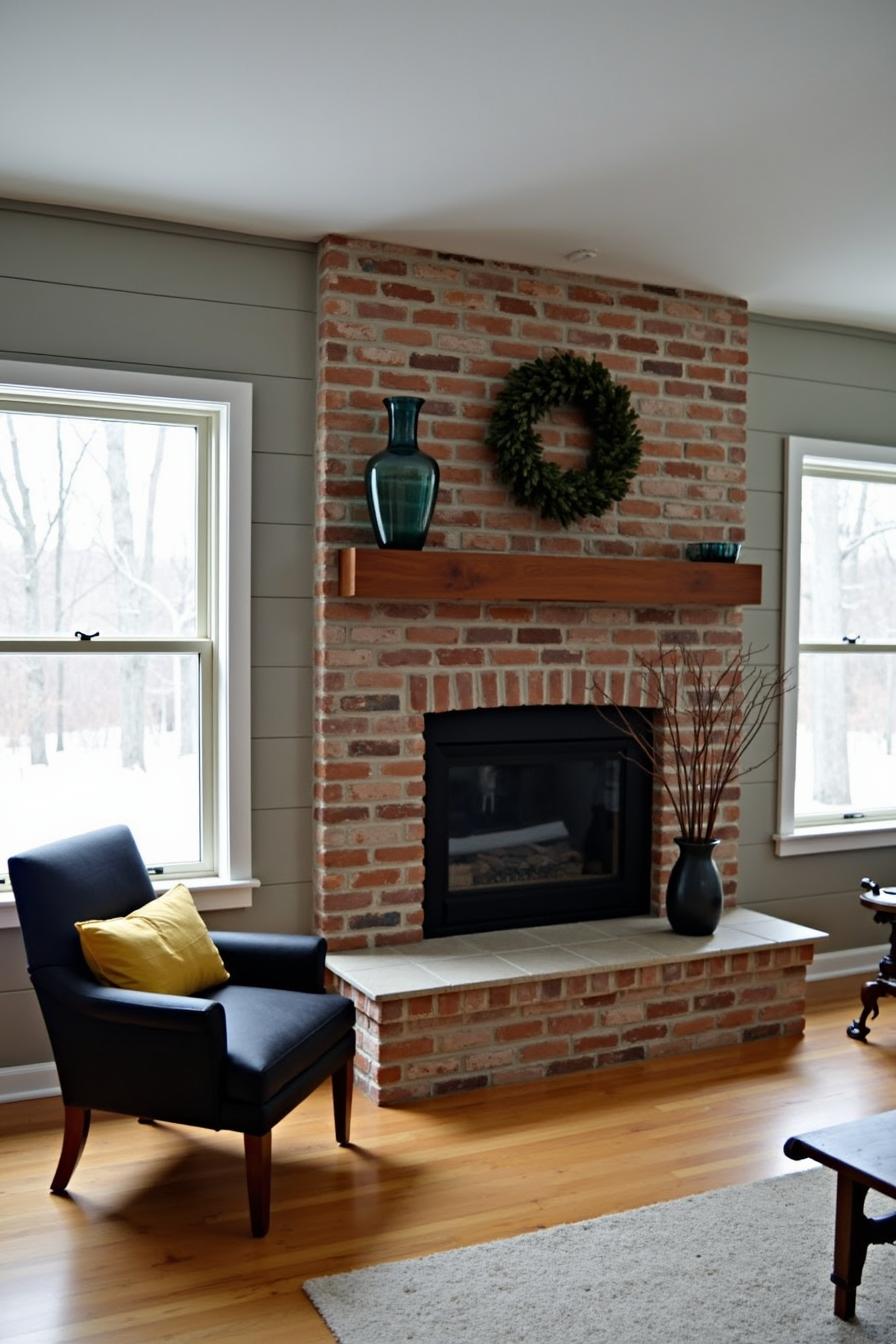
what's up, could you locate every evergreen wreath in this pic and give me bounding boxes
[485,351,643,527]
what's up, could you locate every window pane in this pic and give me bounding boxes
[0,653,201,867]
[800,471,896,643]
[0,411,198,636]
[795,652,896,820]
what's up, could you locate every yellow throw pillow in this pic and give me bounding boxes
[75,883,229,996]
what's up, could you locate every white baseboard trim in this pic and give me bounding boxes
[807,945,879,982]
[0,1061,60,1103]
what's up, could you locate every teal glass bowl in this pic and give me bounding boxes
[685,542,741,563]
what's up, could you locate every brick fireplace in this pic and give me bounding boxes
[312,236,823,1103]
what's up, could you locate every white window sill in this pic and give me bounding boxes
[774,824,896,857]
[0,877,259,930]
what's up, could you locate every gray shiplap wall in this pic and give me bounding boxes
[743,315,896,951]
[2,213,894,1066]
[0,202,317,1067]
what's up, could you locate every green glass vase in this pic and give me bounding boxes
[365,397,439,550]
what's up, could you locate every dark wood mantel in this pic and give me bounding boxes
[337,548,762,605]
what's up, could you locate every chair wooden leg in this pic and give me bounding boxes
[332,1055,354,1147]
[50,1106,91,1194]
[244,1132,271,1238]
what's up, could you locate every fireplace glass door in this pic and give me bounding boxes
[424,706,652,936]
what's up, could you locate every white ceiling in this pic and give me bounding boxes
[3,0,895,331]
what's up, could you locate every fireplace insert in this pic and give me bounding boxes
[423,705,653,937]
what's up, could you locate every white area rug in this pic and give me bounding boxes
[305,1168,896,1343]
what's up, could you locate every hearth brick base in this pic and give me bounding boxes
[330,944,814,1106]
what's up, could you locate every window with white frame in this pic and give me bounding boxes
[0,362,253,895]
[778,436,896,854]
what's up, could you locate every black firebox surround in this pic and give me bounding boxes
[423,705,653,938]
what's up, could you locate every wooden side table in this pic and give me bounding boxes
[784,1111,896,1319]
[847,879,896,1041]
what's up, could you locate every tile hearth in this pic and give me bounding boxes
[327,909,825,999]
[326,911,826,1105]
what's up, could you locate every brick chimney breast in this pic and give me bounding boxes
[314,237,748,953]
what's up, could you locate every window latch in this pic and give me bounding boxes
[74,630,100,641]
[147,867,164,875]
[842,634,861,644]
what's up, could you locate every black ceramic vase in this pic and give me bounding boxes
[365,396,439,549]
[666,837,723,935]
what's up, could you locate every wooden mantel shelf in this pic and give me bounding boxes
[338,548,762,605]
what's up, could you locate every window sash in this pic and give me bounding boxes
[0,642,217,881]
[780,436,896,842]
[799,642,896,655]
[793,645,896,827]
[0,397,211,640]
[0,638,208,653]
[0,388,218,878]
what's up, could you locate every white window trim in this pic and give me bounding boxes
[776,434,896,856]
[0,359,257,920]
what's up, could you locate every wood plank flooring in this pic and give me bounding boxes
[1,978,894,1343]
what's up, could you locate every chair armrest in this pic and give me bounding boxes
[36,965,228,1033]
[208,931,327,992]
[32,966,227,1128]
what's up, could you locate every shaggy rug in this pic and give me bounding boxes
[305,1167,896,1343]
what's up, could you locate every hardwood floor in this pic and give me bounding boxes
[2,977,894,1343]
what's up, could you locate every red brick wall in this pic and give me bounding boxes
[334,945,810,1105]
[314,236,748,950]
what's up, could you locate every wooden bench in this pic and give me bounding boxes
[784,1110,896,1319]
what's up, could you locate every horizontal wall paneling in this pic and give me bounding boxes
[0,203,317,1071]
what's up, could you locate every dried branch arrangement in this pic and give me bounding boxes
[595,644,791,841]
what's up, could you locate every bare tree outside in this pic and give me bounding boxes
[51,419,94,750]
[806,477,850,803]
[54,421,66,751]
[0,414,89,764]
[0,414,48,763]
[105,423,167,770]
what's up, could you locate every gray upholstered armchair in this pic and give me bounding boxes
[9,824,356,1236]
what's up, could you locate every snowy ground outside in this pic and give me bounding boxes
[0,731,200,867]
[796,728,896,818]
